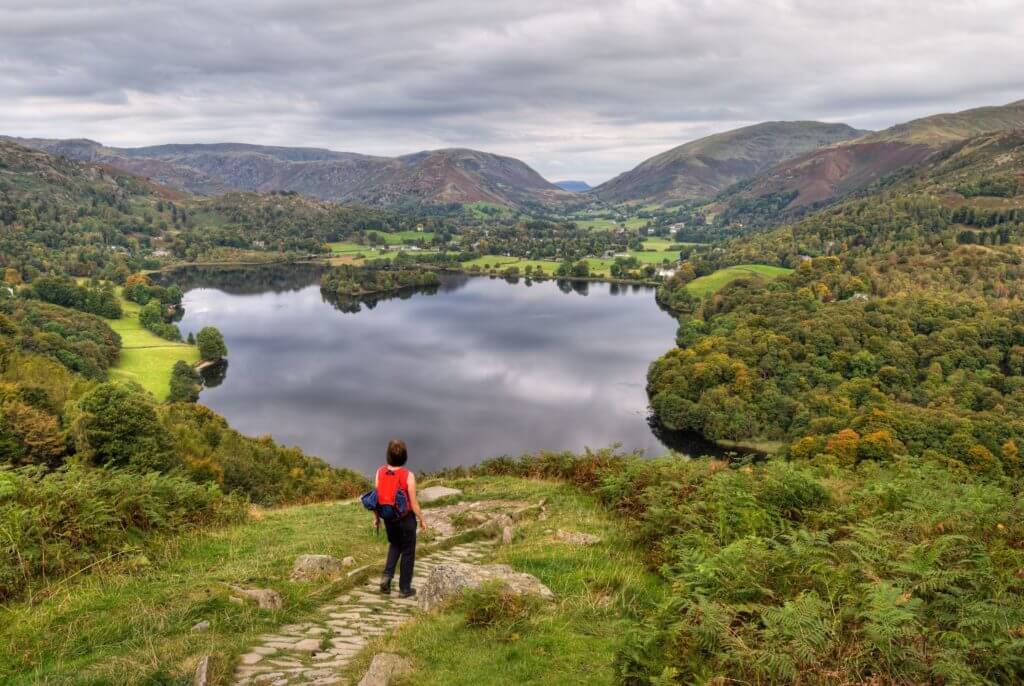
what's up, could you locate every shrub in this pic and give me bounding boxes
[68,381,178,471]
[451,450,1024,684]
[168,360,201,402]
[0,465,247,600]
[460,580,545,632]
[138,300,181,341]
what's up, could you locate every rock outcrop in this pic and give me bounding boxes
[419,562,553,611]
[417,485,462,503]
[291,554,345,581]
[231,586,283,610]
[357,653,414,686]
[555,530,602,546]
[193,656,211,686]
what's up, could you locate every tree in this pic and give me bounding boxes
[196,326,227,361]
[0,397,66,466]
[168,360,202,403]
[69,382,176,471]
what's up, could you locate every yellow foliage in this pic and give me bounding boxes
[826,428,860,464]
[790,435,823,461]
[125,272,151,288]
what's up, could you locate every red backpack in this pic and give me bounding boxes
[362,466,411,524]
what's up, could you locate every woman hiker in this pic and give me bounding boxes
[375,439,427,597]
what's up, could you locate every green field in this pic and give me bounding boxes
[573,217,621,231]
[326,241,384,257]
[461,255,562,274]
[685,264,793,296]
[107,296,198,400]
[463,202,514,220]
[628,249,681,264]
[366,230,435,244]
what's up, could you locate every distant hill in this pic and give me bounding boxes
[554,180,592,192]
[4,138,573,210]
[590,121,866,204]
[719,99,1024,214]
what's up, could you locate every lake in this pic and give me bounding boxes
[165,264,723,474]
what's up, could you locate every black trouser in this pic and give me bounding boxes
[382,514,417,592]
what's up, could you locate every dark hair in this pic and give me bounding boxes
[386,439,408,467]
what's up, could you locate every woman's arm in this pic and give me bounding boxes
[407,472,426,529]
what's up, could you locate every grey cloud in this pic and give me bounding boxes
[0,0,1022,184]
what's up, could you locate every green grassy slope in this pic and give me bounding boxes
[344,477,662,686]
[0,477,660,685]
[107,295,198,400]
[0,500,386,684]
[686,264,792,296]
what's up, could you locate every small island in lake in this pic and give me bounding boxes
[320,260,441,299]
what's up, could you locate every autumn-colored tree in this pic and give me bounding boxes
[0,398,66,466]
[857,430,897,462]
[825,429,860,464]
[124,272,151,289]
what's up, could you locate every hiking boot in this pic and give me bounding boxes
[379,575,392,595]
[399,587,416,598]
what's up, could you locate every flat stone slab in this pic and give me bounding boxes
[418,485,462,503]
[293,638,324,653]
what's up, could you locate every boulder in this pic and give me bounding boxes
[193,656,210,686]
[555,529,602,546]
[231,586,283,610]
[341,556,357,567]
[291,554,345,581]
[191,620,210,633]
[357,653,414,686]
[419,562,554,611]
[418,485,462,503]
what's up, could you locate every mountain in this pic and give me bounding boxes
[720,99,1024,214]
[554,180,592,192]
[589,121,866,204]
[4,138,573,209]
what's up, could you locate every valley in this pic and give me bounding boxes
[3,93,1024,685]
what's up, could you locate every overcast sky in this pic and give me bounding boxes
[1,1,1022,184]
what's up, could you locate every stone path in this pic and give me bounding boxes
[232,539,493,686]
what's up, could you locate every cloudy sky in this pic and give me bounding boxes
[1,1,1023,184]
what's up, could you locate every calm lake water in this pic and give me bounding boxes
[166,265,722,474]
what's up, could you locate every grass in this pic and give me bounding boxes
[461,255,562,274]
[463,202,514,220]
[1,477,662,685]
[326,241,386,258]
[572,218,621,231]
[366,230,435,244]
[686,264,793,296]
[343,477,663,686]
[107,294,198,400]
[0,500,388,685]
